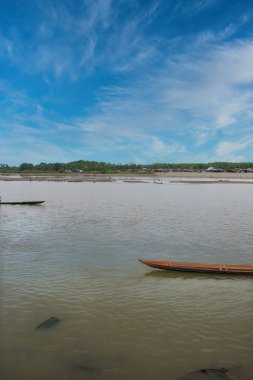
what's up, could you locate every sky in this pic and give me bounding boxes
[0,0,253,165]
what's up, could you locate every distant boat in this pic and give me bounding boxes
[123,180,148,183]
[153,180,163,184]
[0,201,45,205]
[139,259,253,275]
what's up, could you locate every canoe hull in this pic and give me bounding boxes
[139,259,253,275]
[0,201,45,205]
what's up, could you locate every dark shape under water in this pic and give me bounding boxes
[73,364,101,373]
[36,316,60,329]
[181,368,233,380]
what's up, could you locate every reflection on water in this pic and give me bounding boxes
[144,269,253,281]
[0,181,252,380]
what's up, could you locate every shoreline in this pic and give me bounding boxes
[1,171,253,183]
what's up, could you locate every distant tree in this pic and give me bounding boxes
[1,160,251,173]
[20,163,34,171]
[52,162,61,171]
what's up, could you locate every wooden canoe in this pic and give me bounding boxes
[139,259,253,275]
[0,201,45,205]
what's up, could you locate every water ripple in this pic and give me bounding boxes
[0,181,253,379]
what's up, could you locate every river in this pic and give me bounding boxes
[0,180,252,379]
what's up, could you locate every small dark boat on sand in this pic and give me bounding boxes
[139,259,253,275]
[0,201,45,205]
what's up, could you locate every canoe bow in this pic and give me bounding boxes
[139,259,253,275]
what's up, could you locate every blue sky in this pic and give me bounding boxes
[0,0,253,165]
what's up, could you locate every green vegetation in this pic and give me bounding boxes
[0,160,253,174]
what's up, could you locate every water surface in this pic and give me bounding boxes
[0,181,252,379]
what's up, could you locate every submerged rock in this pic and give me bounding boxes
[181,368,233,380]
[73,364,101,373]
[36,316,60,329]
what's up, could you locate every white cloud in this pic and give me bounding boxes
[83,38,253,124]
[147,137,186,158]
[215,137,253,158]
[60,37,253,162]
[1,2,253,164]
[155,40,253,138]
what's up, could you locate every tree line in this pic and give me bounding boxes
[0,160,253,173]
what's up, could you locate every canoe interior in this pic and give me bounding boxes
[139,259,253,275]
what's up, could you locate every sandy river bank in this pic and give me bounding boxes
[1,171,253,182]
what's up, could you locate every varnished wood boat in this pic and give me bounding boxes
[0,201,45,205]
[139,259,253,275]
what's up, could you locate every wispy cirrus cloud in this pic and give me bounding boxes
[1,0,253,164]
[163,41,253,129]
[215,136,253,161]
[174,0,217,16]
[1,32,253,163]
[0,0,162,79]
[0,0,110,78]
[66,37,253,162]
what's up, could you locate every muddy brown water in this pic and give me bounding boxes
[0,181,252,379]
